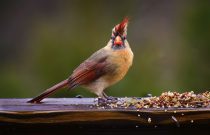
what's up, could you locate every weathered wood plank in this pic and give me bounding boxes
[0,98,210,128]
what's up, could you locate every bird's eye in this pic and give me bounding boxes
[113,32,118,36]
[111,36,115,40]
[121,36,126,40]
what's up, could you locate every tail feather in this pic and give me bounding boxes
[27,79,69,103]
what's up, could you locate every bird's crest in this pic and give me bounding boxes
[114,17,129,35]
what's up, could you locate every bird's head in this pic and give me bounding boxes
[111,17,129,49]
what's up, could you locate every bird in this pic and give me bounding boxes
[28,17,133,103]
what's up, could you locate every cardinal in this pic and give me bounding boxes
[28,17,133,103]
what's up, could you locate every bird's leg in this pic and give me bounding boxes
[102,92,118,104]
[97,91,118,105]
[102,92,118,101]
[97,94,107,106]
[102,92,109,99]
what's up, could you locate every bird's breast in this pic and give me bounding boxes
[104,48,133,85]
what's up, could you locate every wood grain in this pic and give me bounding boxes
[0,98,209,127]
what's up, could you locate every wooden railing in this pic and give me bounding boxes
[0,98,209,135]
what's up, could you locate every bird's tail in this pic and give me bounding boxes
[27,79,69,103]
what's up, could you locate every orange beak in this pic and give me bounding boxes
[114,36,123,45]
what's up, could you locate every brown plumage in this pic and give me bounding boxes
[28,17,133,103]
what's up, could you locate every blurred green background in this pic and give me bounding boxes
[0,0,210,98]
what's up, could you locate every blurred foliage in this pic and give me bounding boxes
[0,0,209,98]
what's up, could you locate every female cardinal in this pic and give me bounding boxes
[28,17,133,103]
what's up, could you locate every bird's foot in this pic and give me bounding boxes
[106,96,118,103]
[97,96,118,106]
[98,97,107,106]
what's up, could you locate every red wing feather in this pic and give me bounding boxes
[68,57,107,89]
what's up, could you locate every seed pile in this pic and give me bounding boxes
[106,91,210,109]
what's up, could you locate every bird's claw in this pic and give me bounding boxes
[97,96,118,106]
[106,96,118,104]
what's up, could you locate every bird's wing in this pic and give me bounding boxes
[68,49,109,89]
